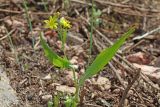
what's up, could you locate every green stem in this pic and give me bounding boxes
[23,0,34,48]
[58,28,66,57]
[89,0,94,56]
[5,28,21,69]
[42,0,48,11]
[71,67,79,104]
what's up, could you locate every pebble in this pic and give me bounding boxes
[41,95,52,102]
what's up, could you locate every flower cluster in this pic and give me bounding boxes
[44,16,58,29]
[44,12,71,30]
[60,17,71,29]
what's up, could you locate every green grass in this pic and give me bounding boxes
[5,28,20,65]
[89,0,94,57]
[22,0,34,48]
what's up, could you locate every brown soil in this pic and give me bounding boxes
[0,0,160,107]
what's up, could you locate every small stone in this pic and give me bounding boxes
[4,19,12,27]
[51,83,61,87]
[70,56,78,64]
[39,90,43,96]
[56,41,62,49]
[42,74,51,80]
[0,26,6,34]
[96,77,108,85]
[65,71,78,86]
[27,94,33,101]
[93,76,111,91]
[158,99,160,104]
[126,52,150,65]
[69,64,78,69]
[91,92,97,99]
[124,99,129,106]
[128,90,134,95]
[41,95,52,102]
[112,89,120,94]
[12,20,24,27]
[80,68,85,74]
[56,85,76,94]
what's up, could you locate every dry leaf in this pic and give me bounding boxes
[133,63,160,81]
[126,52,151,64]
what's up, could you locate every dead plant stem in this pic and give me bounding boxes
[119,70,140,107]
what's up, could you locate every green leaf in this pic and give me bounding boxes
[48,101,53,107]
[79,27,135,86]
[40,32,71,68]
[53,95,60,107]
[64,96,77,107]
[93,9,101,18]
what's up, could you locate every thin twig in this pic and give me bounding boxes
[84,103,103,107]
[94,0,160,13]
[119,70,140,107]
[116,54,160,91]
[140,72,160,90]
[122,39,145,53]
[0,8,51,15]
[71,0,160,13]
[71,0,160,18]
[132,88,146,105]
[109,62,126,88]
[0,3,159,18]
[0,8,22,14]
[70,0,92,6]
[4,27,20,66]
[133,26,160,40]
[0,29,16,41]
[94,29,113,45]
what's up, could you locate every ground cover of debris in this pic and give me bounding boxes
[0,0,160,107]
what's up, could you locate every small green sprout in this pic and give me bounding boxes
[64,96,77,107]
[90,5,102,27]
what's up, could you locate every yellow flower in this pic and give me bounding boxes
[44,12,60,30]
[59,17,71,29]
